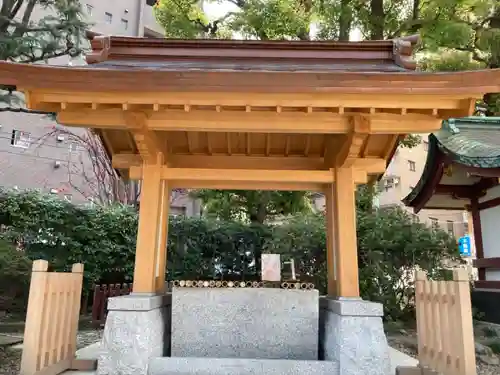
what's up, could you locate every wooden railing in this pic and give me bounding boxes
[20,260,96,375]
[397,269,476,375]
[91,283,131,327]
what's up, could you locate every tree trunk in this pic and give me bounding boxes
[484,5,500,116]
[369,0,385,40]
[338,0,353,41]
[248,194,269,279]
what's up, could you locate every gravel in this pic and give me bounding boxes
[0,330,102,375]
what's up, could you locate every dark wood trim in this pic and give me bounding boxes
[458,165,500,178]
[413,153,446,213]
[471,197,485,280]
[473,257,500,269]
[478,196,500,211]
[474,280,500,290]
[435,178,498,200]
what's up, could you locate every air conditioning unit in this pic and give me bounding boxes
[56,135,65,142]
[54,160,61,168]
[50,188,58,194]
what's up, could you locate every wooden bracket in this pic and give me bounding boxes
[335,115,371,168]
[124,112,164,164]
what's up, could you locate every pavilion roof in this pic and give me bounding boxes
[2,36,500,192]
[0,34,499,94]
[403,117,500,212]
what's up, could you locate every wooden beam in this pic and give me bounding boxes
[57,109,443,134]
[333,167,360,297]
[153,168,334,183]
[113,153,385,174]
[128,166,369,185]
[38,91,470,110]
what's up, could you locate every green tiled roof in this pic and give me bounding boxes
[435,117,500,168]
[402,116,500,209]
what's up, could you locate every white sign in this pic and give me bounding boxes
[261,254,281,282]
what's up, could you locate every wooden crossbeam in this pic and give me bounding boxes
[57,109,443,134]
[126,167,370,189]
[113,153,385,174]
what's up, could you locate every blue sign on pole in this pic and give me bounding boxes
[458,236,471,256]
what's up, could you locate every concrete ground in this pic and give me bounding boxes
[63,342,418,375]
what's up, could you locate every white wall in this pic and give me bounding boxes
[479,185,500,280]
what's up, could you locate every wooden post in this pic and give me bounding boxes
[20,260,50,375]
[132,153,165,294]
[324,183,337,296]
[453,269,476,375]
[333,167,359,298]
[155,183,171,293]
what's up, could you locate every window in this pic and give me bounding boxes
[408,160,416,172]
[429,217,438,230]
[105,12,113,24]
[11,130,31,148]
[423,141,429,151]
[447,220,454,236]
[86,4,93,15]
[121,18,129,30]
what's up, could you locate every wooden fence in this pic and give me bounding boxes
[397,269,476,375]
[91,283,131,327]
[20,260,96,375]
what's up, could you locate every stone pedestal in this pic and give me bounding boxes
[97,293,171,375]
[319,297,391,375]
[171,287,319,360]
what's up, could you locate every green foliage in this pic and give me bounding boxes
[0,0,89,62]
[0,189,138,291]
[0,237,31,312]
[193,190,313,224]
[265,213,327,287]
[0,0,90,107]
[0,189,460,321]
[488,341,500,354]
[357,205,459,320]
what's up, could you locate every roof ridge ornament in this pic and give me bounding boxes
[86,36,111,64]
[392,34,420,70]
[443,119,461,135]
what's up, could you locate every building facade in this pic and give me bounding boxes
[311,137,468,240]
[377,137,468,239]
[0,0,200,215]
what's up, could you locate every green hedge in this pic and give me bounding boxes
[0,189,460,320]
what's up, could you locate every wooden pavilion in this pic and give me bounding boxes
[403,117,500,316]
[1,35,498,298]
[2,35,500,375]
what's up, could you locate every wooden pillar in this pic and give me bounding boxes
[471,197,485,280]
[155,183,171,293]
[324,183,337,296]
[132,154,165,294]
[333,167,360,298]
